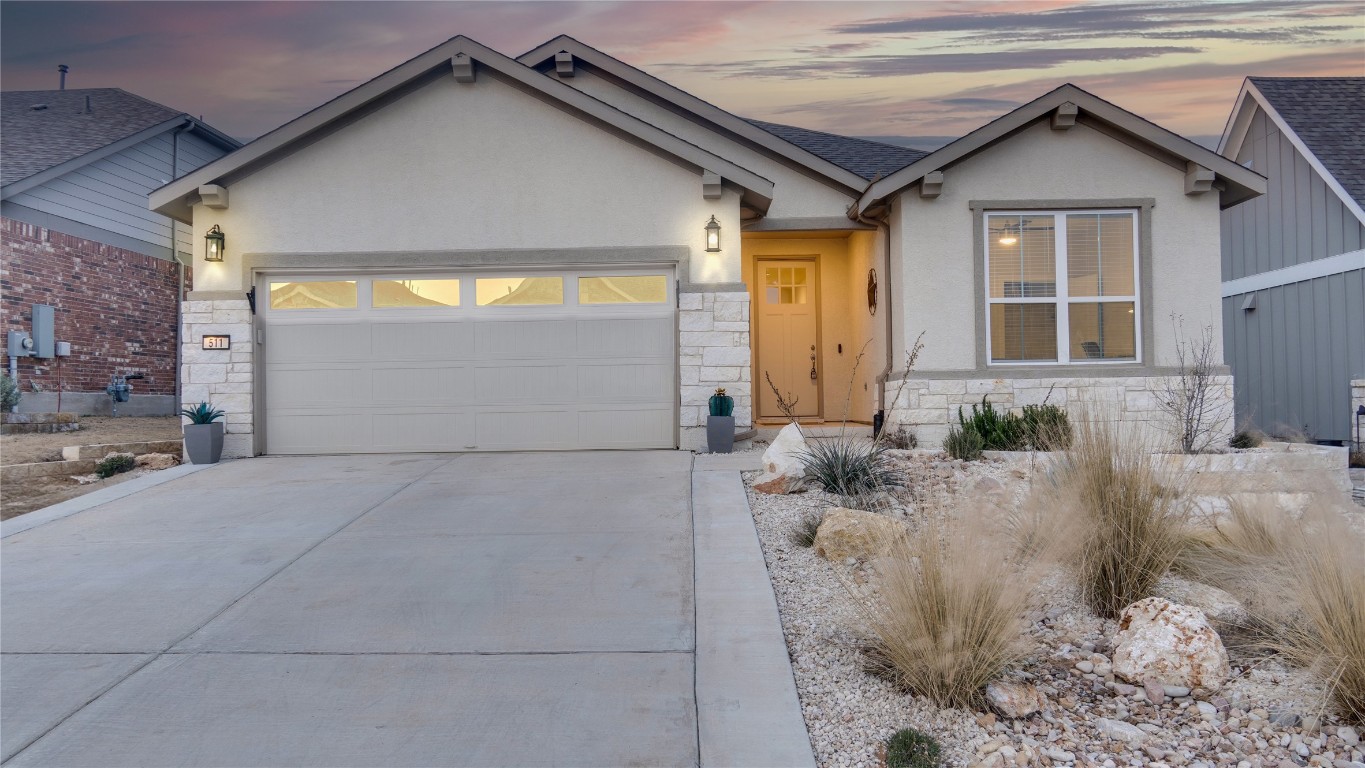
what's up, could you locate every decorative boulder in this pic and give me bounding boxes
[985,681,1046,719]
[135,453,180,470]
[1111,597,1230,693]
[753,423,808,494]
[812,507,907,562]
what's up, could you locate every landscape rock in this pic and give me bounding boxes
[812,508,907,562]
[985,681,1046,719]
[761,422,807,478]
[135,452,180,470]
[751,471,803,494]
[1095,717,1150,744]
[1112,598,1231,692]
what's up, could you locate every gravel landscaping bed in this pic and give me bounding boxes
[745,451,1365,768]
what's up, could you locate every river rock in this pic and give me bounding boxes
[135,452,180,470]
[1112,597,1231,692]
[812,508,907,562]
[985,681,1046,719]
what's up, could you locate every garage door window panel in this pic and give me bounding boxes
[372,279,461,308]
[269,280,358,310]
[578,275,669,304]
[476,277,564,306]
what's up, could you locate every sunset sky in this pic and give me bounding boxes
[2,1,1362,150]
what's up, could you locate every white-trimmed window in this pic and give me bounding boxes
[985,210,1140,365]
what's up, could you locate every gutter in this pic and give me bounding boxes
[851,200,894,424]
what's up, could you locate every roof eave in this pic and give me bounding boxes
[151,35,775,223]
[517,36,871,193]
[856,84,1267,214]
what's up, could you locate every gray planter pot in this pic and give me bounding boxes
[706,415,735,453]
[184,422,224,464]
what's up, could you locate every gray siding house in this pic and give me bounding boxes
[1219,77,1365,445]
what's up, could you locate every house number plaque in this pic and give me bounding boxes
[202,335,231,350]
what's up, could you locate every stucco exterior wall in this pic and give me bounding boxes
[188,74,743,292]
[563,69,859,220]
[894,120,1225,374]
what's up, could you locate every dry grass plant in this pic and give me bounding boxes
[1178,497,1365,725]
[1051,415,1194,620]
[849,506,1040,709]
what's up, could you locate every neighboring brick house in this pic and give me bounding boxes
[1,87,238,413]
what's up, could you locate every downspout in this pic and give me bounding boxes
[853,197,894,430]
[171,119,192,413]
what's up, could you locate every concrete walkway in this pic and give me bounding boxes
[1,451,811,767]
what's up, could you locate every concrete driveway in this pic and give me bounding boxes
[1,451,796,767]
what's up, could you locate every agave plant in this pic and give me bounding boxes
[180,401,225,425]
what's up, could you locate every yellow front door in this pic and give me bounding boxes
[756,259,820,419]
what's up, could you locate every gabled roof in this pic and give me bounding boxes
[518,35,874,192]
[1220,77,1365,224]
[1,88,239,191]
[149,35,774,223]
[743,119,927,181]
[857,84,1266,216]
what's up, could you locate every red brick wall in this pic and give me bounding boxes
[0,216,190,395]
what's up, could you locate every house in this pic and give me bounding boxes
[148,35,1264,457]
[1218,77,1365,446]
[1,87,239,414]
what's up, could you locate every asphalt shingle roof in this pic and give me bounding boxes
[1250,77,1365,208]
[1,88,184,186]
[744,118,928,181]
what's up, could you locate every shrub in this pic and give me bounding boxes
[1021,403,1072,450]
[799,439,904,499]
[882,426,918,450]
[958,397,1027,451]
[95,453,136,479]
[885,728,942,768]
[1349,450,1364,469]
[852,513,1035,709]
[791,510,823,548]
[942,425,984,461]
[0,373,19,411]
[179,401,225,424]
[1229,429,1264,449]
[1053,418,1192,620]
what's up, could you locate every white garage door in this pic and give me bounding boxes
[260,269,676,454]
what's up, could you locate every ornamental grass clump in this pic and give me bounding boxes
[1178,497,1365,725]
[852,510,1036,709]
[799,438,904,501]
[1053,417,1193,620]
[790,510,823,548]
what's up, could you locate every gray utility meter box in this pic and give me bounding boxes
[31,304,55,358]
[7,330,34,357]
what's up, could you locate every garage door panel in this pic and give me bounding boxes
[577,363,674,402]
[474,409,577,451]
[267,323,371,364]
[579,408,673,448]
[269,413,373,454]
[577,316,674,358]
[475,320,578,359]
[373,412,472,451]
[267,367,372,409]
[371,366,475,405]
[263,270,676,453]
[372,322,474,362]
[474,364,576,404]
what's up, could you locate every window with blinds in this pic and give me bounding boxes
[985,210,1139,365]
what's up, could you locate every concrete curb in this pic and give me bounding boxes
[2,462,218,538]
[692,468,815,768]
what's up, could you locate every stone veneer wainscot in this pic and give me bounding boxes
[885,374,1235,450]
[180,296,254,458]
[679,290,751,451]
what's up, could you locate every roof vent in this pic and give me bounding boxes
[30,104,48,111]
[58,64,68,90]
[84,95,92,114]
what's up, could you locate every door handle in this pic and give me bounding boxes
[809,345,817,380]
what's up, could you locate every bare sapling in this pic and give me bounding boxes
[1158,314,1230,454]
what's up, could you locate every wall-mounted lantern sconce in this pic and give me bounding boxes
[204,225,225,262]
[704,215,721,253]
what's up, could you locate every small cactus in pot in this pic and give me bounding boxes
[706,388,736,453]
